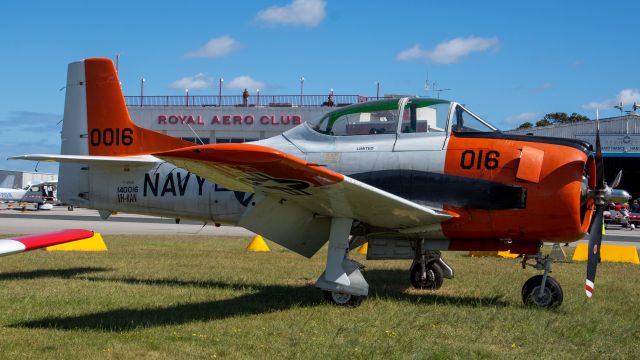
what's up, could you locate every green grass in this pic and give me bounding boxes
[0,235,638,359]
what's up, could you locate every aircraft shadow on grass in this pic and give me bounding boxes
[8,268,508,331]
[0,267,111,281]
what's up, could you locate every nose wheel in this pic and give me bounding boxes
[521,252,564,308]
[522,275,563,308]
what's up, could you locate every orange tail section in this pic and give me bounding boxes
[84,58,192,156]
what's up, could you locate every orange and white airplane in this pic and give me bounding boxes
[13,58,616,307]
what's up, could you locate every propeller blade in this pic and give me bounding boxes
[585,205,604,298]
[586,120,605,298]
[595,120,604,190]
[610,170,622,189]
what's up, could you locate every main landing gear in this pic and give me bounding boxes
[316,218,369,306]
[316,221,456,306]
[521,252,564,308]
[409,250,454,290]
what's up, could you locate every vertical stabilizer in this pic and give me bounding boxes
[83,58,192,156]
[59,61,90,205]
[58,58,192,205]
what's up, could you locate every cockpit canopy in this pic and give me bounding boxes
[311,98,498,136]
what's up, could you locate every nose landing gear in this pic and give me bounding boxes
[521,252,564,308]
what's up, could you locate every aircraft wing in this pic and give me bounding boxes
[155,144,452,230]
[0,229,94,257]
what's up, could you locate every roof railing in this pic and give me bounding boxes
[124,94,390,107]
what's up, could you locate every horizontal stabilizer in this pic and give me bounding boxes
[10,154,158,166]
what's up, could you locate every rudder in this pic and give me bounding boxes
[84,58,192,156]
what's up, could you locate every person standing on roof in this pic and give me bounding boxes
[323,93,334,107]
[242,88,249,106]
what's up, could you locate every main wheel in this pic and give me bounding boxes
[323,290,363,307]
[410,261,444,289]
[522,275,563,308]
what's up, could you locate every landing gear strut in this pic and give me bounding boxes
[521,252,564,308]
[316,218,369,306]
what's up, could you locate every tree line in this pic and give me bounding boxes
[516,112,590,130]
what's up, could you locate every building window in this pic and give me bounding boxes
[216,138,257,143]
[180,137,210,144]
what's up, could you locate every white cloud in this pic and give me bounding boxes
[504,112,543,125]
[184,36,242,59]
[583,88,640,110]
[227,76,266,91]
[170,73,214,90]
[256,0,326,27]
[396,44,426,61]
[397,36,499,64]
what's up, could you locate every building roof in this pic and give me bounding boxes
[508,114,640,137]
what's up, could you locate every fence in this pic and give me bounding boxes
[124,94,389,107]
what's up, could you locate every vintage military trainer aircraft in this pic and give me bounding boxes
[12,58,618,308]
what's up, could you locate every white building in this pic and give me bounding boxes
[508,113,640,197]
[0,170,57,189]
[125,94,371,144]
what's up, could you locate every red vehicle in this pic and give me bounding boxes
[604,204,637,229]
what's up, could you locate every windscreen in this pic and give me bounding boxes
[452,105,499,133]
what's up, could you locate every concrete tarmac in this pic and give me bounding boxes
[0,205,639,249]
[0,205,253,237]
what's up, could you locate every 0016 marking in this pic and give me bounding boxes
[90,128,134,146]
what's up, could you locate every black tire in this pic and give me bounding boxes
[522,275,563,308]
[322,290,363,307]
[410,261,444,290]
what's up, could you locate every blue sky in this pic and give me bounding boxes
[0,0,638,173]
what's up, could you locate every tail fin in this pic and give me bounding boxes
[83,58,192,156]
[58,58,192,207]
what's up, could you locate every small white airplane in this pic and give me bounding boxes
[0,180,58,210]
[21,181,58,210]
[0,188,27,202]
[12,58,619,308]
[0,175,27,201]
